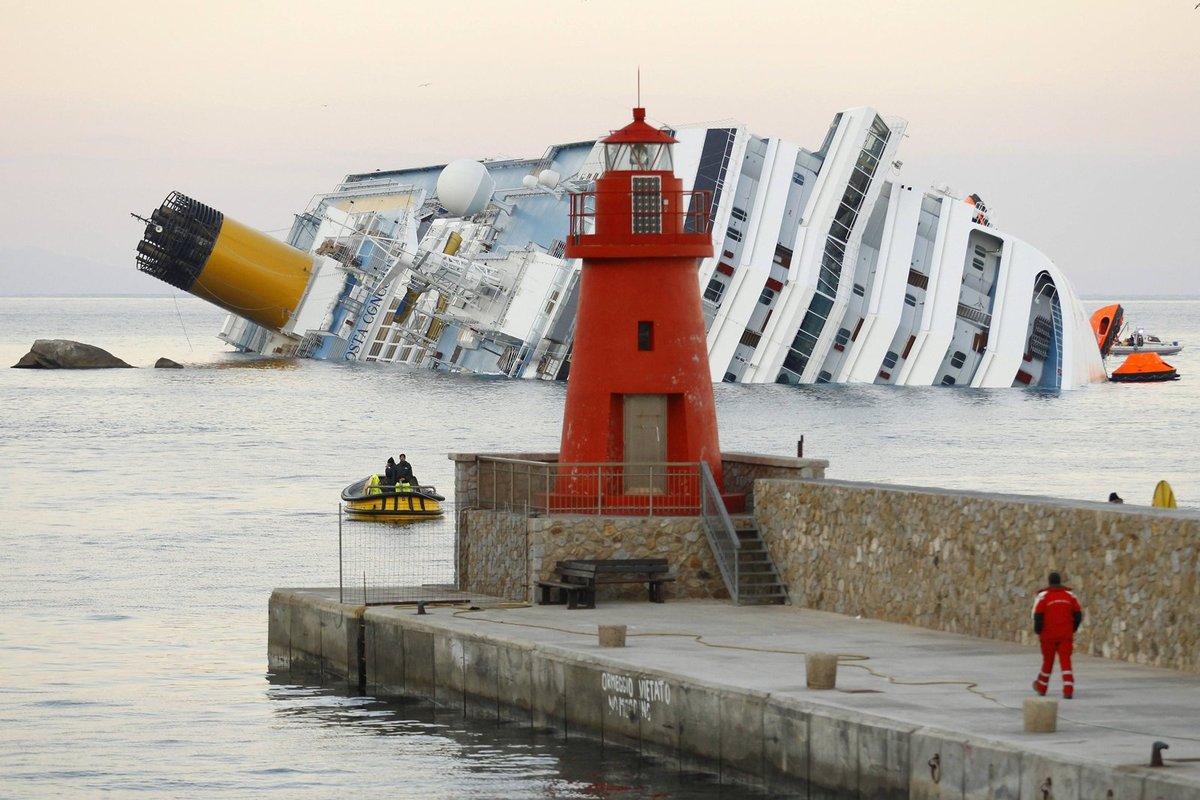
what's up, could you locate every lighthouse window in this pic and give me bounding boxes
[638,321,654,351]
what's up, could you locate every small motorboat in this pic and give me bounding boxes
[1109,327,1183,357]
[341,475,446,520]
[1110,352,1179,383]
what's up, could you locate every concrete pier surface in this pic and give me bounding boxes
[270,590,1200,798]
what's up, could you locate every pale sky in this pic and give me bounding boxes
[1,0,1197,297]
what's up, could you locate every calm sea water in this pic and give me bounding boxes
[2,295,1197,798]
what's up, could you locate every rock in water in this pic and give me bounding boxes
[12,339,134,369]
[154,357,183,369]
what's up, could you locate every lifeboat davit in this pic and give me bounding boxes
[1110,352,1179,383]
[1090,303,1124,357]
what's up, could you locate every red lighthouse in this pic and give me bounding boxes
[559,107,730,511]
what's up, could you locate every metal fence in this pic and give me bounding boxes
[338,505,467,605]
[475,457,705,516]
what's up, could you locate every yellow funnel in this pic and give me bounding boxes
[136,192,314,332]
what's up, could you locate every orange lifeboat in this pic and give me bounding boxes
[1089,303,1124,357]
[1110,352,1178,382]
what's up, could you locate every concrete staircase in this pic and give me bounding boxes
[730,515,788,605]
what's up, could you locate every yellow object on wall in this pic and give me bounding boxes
[1152,479,1177,509]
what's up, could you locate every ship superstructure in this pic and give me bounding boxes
[136,106,1106,389]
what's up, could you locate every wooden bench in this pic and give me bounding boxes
[537,558,675,608]
[535,579,595,609]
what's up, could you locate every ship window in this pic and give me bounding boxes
[723,372,737,383]
[792,172,806,186]
[816,370,832,383]
[638,321,654,351]
[369,341,383,357]
[941,375,957,386]
[835,328,851,346]
[731,206,748,222]
[904,293,917,307]
[759,287,775,305]
[972,256,985,271]
[704,279,725,303]
[882,350,899,369]
[852,283,865,297]
[783,348,807,374]
[726,226,742,242]
[950,350,967,368]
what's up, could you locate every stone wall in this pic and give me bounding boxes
[755,479,1200,673]
[458,510,729,603]
[528,515,727,601]
[720,452,828,512]
[460,509,529,601]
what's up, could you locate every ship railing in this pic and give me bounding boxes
[955,302,992,328]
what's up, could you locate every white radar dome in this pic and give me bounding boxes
[437,159,495,216]
[537,169,561,189]
[521,174,538,189]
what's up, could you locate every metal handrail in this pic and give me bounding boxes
[475,457,705,517]
[698,461,741,604]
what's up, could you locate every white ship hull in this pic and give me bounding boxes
[150,105,1107,389]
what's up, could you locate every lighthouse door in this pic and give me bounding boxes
[622,394,667,494]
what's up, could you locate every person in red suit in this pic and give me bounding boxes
[1032,572,1084,698]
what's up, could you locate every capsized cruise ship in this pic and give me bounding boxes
[134,106,1106,389]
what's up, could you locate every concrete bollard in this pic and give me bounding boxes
[1023,697,1058,732]
[806,653,838,689]
[598,624,627,647]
